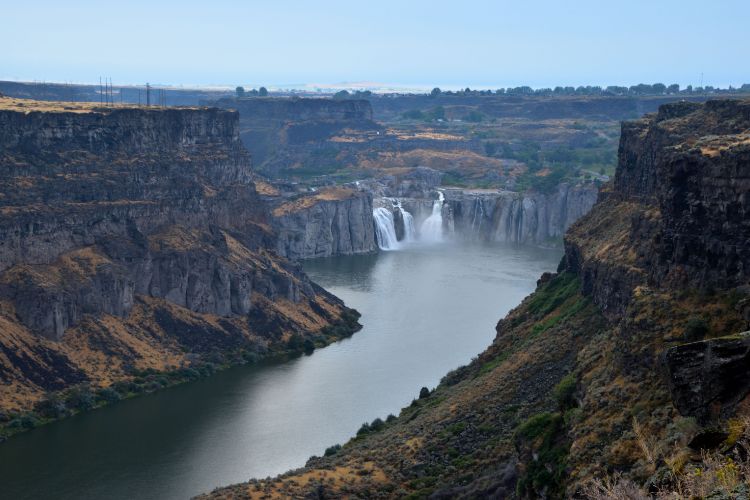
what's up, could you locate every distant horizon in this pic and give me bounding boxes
[1,77,747,95]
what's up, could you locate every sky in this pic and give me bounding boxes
[2,0,749,90]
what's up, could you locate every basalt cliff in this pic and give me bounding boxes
[263,168,596,260]
[205,100,750,499]
[0,98,359,432]
[269,186,377,261]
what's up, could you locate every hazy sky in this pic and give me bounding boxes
[2,0,748,89]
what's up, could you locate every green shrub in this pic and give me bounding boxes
[9,415,39,430]
[324,444,342,456]
[357,422,371,436]
[34,393,67,419]
[554,373,577,411]
[514,413,569,498]
[447,422,467,435]
[419,387,431,399]
[303,338,315,354]
[65,385,95,411]
[526,272,580,318]
[241,351,259,364]
[96,387,122,404]
[684,316,709,341]
[370,418,385,432]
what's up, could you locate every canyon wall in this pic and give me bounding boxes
[270,187,377,260]
[442,183,598,245]
[564,99,750,316]
[0,100,357,414]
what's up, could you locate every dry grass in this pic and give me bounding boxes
[584,418,750,499]
[206,462,388,499]
[272,187,356,216]
[0,96,202,113]
[253,179,280,196]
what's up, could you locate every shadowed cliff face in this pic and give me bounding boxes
[0,99,357,415]
[203,99,750,499]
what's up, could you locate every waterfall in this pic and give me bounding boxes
[470,197,485,236]
[394,200,416,242]
[373,207,400,250]
[420,191,444,242]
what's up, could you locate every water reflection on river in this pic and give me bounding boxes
[0,242,560,500]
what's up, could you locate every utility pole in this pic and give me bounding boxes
[99,77,103,105]
[146,83,151,107]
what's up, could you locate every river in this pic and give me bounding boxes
[0,242,560,499]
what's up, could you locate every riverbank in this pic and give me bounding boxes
[0,309,361,443]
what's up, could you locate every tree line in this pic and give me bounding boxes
[427,83,750,97]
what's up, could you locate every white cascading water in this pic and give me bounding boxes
[420,191,444,242]
[373,207,400,250]
[470,197,484,236]
[394,200,416,242]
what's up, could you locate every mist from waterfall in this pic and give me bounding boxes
[373,207,400,250]
[420,191,444,243]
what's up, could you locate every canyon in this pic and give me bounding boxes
[205,99,750,498]
[2,88,749,500]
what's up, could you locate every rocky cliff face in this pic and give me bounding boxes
[205,99,750,499]
[270,187,377,260]
[442,183,598,245]
[373,181,598,247]
[565,99,750,316]
[0,98,357,416]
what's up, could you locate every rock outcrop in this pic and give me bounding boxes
[564,99,750,317]
[0,98,357,414]
[270,187,377,260]
[666,332,750,424]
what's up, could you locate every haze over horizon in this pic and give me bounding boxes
[3,0,749,90]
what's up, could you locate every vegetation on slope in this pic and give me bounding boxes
[203,272,607,498]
